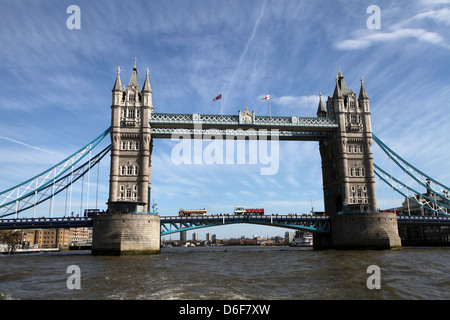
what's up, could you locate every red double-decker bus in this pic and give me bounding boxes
[234,207,264,216]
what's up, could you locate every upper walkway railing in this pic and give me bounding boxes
[150,113,338,130]
[149,113,338,141]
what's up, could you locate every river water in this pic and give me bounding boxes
[0,246,449,300]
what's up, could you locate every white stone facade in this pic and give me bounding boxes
[108,61,154,213]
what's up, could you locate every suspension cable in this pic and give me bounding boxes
[0,145,110,218]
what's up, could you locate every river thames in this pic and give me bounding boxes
[1,246,449,300]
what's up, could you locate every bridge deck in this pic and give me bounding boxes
[0,214,448,231]
[162,214,332,234]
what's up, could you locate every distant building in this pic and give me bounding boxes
[285,231,296,244]
[0,228,92,248]
[290,231,313,247]
[33,229,71,248]
[180,230,187,243]
[70,227,93,245]
[401,186,450,216]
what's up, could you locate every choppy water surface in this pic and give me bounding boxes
[1,246,449,300]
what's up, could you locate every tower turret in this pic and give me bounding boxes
[317,92,327,118]
[141,67,153,111]
[112,67,123,105]
[128,57,140,89]
[358,76,370,113]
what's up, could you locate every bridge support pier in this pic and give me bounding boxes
[328,212,401,250]
[92,214,160,255]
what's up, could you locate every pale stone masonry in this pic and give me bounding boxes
[92,214,160,255]
[92,60,161,255]
[108,59,154,214]
[316,69,401,249]
[318,69,377,215]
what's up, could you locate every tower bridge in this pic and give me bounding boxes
[1,61,449,254]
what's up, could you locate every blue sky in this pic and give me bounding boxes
[0,0,449,239]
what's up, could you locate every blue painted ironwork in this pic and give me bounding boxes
[160,214,331,235]
[396,215,450,225]
[150,113,338,129]
[149,113,337,141]
[374,163,450,215]
[0,128,111,218]
[2,214,450,233]
[373,134,450,202]
[373,134,450,217]
[150,128,328,140]
[0,145,111,218]
[0,216,93,229]
[374,166,449,217]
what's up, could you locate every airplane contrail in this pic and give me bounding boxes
[224,0,267,100]
[0,136,62,157]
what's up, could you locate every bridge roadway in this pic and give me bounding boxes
[0,214,331,233]
[160,214,331,235]
[1,214,450,234]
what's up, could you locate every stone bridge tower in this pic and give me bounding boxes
[316,69,401,249]
[92,60,160,255]
[108,59,154,214]
[318,69,377,215]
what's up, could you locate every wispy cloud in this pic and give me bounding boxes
[419,0,450,5]
[224,0,267,99]
[272,95,319,110]
[335,5,450,51]
[407,8,450,25]
[335,28,446,50]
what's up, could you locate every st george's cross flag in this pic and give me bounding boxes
[213,94,222,102]
[261,95,270,100]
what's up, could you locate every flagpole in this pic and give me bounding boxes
[269,96,271,119]
[261,94,271,119]
[213,93,223,115]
